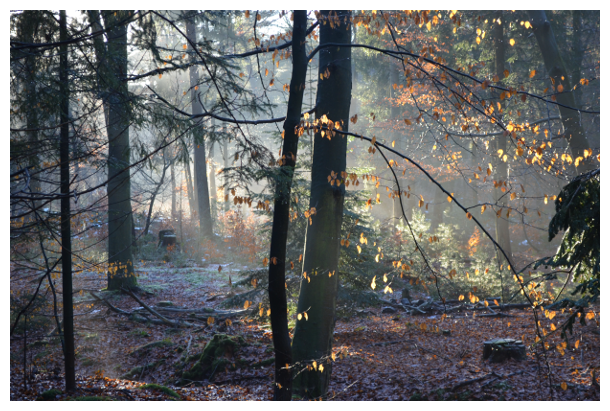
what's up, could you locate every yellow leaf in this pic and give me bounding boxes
[557,84,564,93]
[392,140,395,147]
[183,44,187,50]
[494,299,499,306]
[458,294,464,301]
[484,300,489,307]
[244,300,251,309]
[551,323,556,331]
[262,257,269,266]
[312,361,317,371]
[509,38,515,46]
[561,382,567,390]
[447,196,452,203]
[319,364,324,372]
[265,68,269,76]
[476,36,481,45]
[371,275,377,290]
[332,352,336,361]
[297,313,302,320]
[304,312,308,320]
[371,136,377,145]
[207,316,215,325]
[384,285,393,294]
[574,340,580,349]
[225,318,232,326]
[245,10,250,18]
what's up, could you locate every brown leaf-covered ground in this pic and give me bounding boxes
[10,262,600,401]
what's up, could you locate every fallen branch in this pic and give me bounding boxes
[122,288,195,327]
[450,373,493,391]
[481,370,524,388]
[90,292,131,315]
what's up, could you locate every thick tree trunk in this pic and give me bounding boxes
[292,10,352,399]
[59,10,75,390]
[186,18,214,239]
[493,13,513,267]
[102,11,136,290]
[266,11,308,401]
[528,10,593,172]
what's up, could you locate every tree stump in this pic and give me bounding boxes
[483,338,526,363]
[158,229,177,248]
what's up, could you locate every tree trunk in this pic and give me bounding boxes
[430,185,444,233]
[171,160,176,222]
[208,142,217,222]
[291,10,352,399]
[266,10,308,401]
[528,10,593,172]
[21,13,41,216]
[571,11,583,108]
[186,18,214,239]
[102,11,136,290]
[59,10,75,390]
[493,13,513,267]
[222,138,230,212]
[184,153,196,219]
[143,155,168,236]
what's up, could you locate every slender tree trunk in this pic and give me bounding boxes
[389,61,402,231]
[493,13,513,267]
[186,18,214,238]
[208,142,217,222]
[144,156,168,236]
[171,160,176,222]
[184,153,196,218]
[266,10,308,401]
[571,11,583,108]
[21,13,40,216]
[430,185,444,233]
[528,10,593,172]
[292,10,352,399]
[103,11,136,290]
[222,138,230,212]
[59,10,75,390]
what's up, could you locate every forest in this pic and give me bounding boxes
[10,10,600,401]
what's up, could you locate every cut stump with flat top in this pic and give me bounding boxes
[483,338,526,363]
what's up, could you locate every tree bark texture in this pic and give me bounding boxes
[493,13,513,267]
[528,10,593,172]
[102,11,136,290]
[266,10,308,401]
[292,10,352,399]
[186,18,214,239]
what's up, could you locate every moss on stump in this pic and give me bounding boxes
[483,338,526,363]
[179,334,246,384]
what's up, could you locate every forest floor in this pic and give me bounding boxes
[10,261,600,401]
